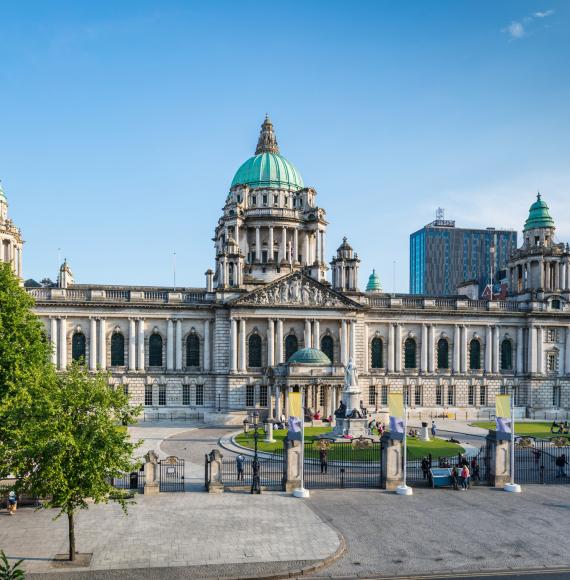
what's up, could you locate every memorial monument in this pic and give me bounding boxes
[332,359,368,438]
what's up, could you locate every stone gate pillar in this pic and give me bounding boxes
[284,438,302,493]
[143,450,160,495]
[381,433,403,490]
[487,430,511,487]
[207,449,224,494]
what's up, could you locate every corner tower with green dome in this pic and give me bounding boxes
[508,192,570,297]
[213,116,329,289]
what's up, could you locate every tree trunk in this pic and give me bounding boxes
[68,511,76,561]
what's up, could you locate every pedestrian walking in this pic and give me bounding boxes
[450,466,459,490]
[236,453,245,481]
[319,448,328,474]
[431,421,437,438]
[460,465,470,490]
[470,457,480,482]
[7,491,17,515]
[555,454,567,477]
[421,457,430,480]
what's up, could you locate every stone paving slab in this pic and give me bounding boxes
[0,493,340,575]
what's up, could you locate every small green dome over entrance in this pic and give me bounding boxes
[230,116,304,191]
[524,193,555,231]
[366,269,383,292]
[288,348,331,365]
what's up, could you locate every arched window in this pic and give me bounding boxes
[248,334,262,367]
[320,335,334,363]
[285,335,298,361]
[186,334,200,367]
[437,338,449,369]
[469,339,481,370]
[111,332,125,366]
[501,339,513,371]
[148,334,163,367]
[371,337,383,369]
[72,332,86,362]
[404,338,417,369]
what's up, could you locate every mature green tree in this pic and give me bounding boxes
[12,362,142,561]
[0,263,56,477]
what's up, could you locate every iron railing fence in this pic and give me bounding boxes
[220,454,285,490]
[515,441,569,485]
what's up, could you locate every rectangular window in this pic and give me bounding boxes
[414,385,421,406]
[500,384,508,395]
[195,384,204,406]
[381,385,388,406]
[263,194,268,206]
[261,250,268,263]
[447,385,455,406]
[436,385,443,406]
[246,384,255,407]
[260,385,268,407]
[403,386,410,406]
[123,384,129,398]
[547,329,557,343]
[480,385,487,406]
[182,384,191,406]
[159,385,166,406]
[547,352,558,374]
[251,196,257,206]
[319,388,325,407]
[368,385,376,406]
[273,194,278,205]
[553,385,561,407]
[145,385,153,406]
[468,385,475,406]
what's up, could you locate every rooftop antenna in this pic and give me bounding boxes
[436,207,445,221]
[392,260,396,297]
[173,250,177,290]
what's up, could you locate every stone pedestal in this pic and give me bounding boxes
[381,433,404,491]
[264,421,276,443]
[333,417,368,438]
[207,449,224,494]
[487,430,511,487]
[143,450,160,495]
[284,438,302,493]
[420,422,429,441]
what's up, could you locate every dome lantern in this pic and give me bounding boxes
[366,269,383,293]
[524,192,555,231]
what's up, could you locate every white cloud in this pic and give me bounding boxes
[505,21,525,39]
[534,10,554,18]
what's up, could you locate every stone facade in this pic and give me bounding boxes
[4,119,569,420]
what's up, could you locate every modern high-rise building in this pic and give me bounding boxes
[409,211,517,295]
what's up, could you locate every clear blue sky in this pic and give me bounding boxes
[2,1,569,290]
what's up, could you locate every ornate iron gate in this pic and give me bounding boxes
[304,438,383,489]
[159,456,185,492]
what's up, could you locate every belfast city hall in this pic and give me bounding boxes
[1,117,569,422]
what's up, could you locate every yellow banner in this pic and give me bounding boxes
[388,392,404,417]
[496,395,511,418]
[289,391,302,418]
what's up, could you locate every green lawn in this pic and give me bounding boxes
[235,427,464,460]
[472,421,568,440]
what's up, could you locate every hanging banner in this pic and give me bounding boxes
[495,394,512,433]
[288,391,303,441]
[388,392,404,436]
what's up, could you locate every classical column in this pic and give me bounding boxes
[565,327,570,376]
[239,318,247,372]
[175,319,183,370]
[537,326,544,374]
[230,318,237,372]
[267,319,275,366]
[268,226,274,261]
[59,317,67,370]
[395,324,402,372]
[313,320,320,351]
[315,228,320,264]
[539,259,545,289]
[485,326,492,373]
[460,326,467,373]
[320,230,325,264]
[274,385,281,419]
[340,320,347,364]
[304,319,312,348]
[276,319,284,364]
[204,319,211,371]
[166,319,174,370]
[255,227,261,262]
[529,326,537,374]
[516,327,524,374]
[89,318,97,371]
[388,323,395,372]
[303,232,309,265]
[428,325,434,373]
[294,228,299,262]
[493,326,500,374]
[363,324,369,373]
[349,320,356,361]
[98,318,106,369]
[285,386,291,418]
[453,325,460,373]
[137,319,145,371]
[50,317,58,366]
[421,324,428,372]
[281,227,287,262]
[129,318,136,371]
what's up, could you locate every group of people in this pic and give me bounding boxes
[551,421,570,435]
[421,455,479,490]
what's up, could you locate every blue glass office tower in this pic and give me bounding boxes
[410,217,517,296]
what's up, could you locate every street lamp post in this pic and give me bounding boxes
[217,393,221,413]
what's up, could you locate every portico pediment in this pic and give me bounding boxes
[231,271,360,309]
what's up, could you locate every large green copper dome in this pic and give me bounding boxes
[230,116,304,191]
[288,348,331,365]
[524,193,555,231]
[366,269,383,292]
